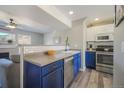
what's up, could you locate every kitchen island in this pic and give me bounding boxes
[24,50,81,88]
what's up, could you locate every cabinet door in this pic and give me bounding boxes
[95,24,114,34]
[42,67,64,88]
[24,62,41,88]
[73,58,78,78]
[87,24,114,41]
[73,53,81,78]
[86,27,96,41]
[77,53,81,70]
[85,52,96,69]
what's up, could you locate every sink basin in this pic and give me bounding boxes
[54,51,74,59]
[61,51,74,54]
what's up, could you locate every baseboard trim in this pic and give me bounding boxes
[80,66,86,72]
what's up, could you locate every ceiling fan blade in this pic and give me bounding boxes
[0,26,10,31]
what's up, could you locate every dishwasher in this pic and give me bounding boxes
[64,56,74,88]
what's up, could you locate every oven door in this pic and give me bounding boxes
[96,52,113,65]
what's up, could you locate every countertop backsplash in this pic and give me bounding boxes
[23,45,66,54]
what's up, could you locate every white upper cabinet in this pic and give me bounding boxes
[94,24,114,34]
[86,24,114,41]
[86,27,96,41]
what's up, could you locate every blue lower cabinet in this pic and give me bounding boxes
[73,58,78,78]
[78,53,81,69]
[24,60,64,88]
[24,62,41,88]
[85,51,96,69]
[73,53,81,79]
[42,67,64,88]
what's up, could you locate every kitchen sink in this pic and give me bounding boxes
[61,51,74,54]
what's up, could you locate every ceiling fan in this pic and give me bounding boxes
[0,18,41,32]
[6,18,17,29]
[0,18,18,31]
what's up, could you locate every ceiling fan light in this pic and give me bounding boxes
[6,24,16,29]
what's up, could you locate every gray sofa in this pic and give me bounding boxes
[7,55,20,88]
[0,54,20,88]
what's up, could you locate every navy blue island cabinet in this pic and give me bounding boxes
[85,51,96,69]
[73,53,81,79]
[24,60,64,88]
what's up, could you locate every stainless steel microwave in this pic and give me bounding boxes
[96,33,114,41]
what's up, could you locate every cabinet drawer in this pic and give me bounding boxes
[42,60,64,76]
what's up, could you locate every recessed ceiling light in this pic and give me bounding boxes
[69,11,74,15]
[95,18,99,21]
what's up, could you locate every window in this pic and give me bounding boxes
[18,34,31,45]
[0,32,15,45]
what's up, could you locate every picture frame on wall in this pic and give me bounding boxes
[115,5,124,27]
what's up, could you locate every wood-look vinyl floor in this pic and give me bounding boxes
[70,69,113,88]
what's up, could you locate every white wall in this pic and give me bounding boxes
[44,18,85,49]
[114,20,124,87]
[66,18,86,70]
[67,19,85,49]
[43,18,86,70]
[44,30,67,45]
[82,19,88,70]
[15,30,44,45]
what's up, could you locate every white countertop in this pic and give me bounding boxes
[24,50,80,67]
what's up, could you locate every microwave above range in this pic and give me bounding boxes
[96,33,114,41]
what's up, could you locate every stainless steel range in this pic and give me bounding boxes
[96,44,113,74]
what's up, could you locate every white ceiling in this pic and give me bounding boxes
[55,5,114,21]
[0,5,114,34]
[0,5,71,33]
